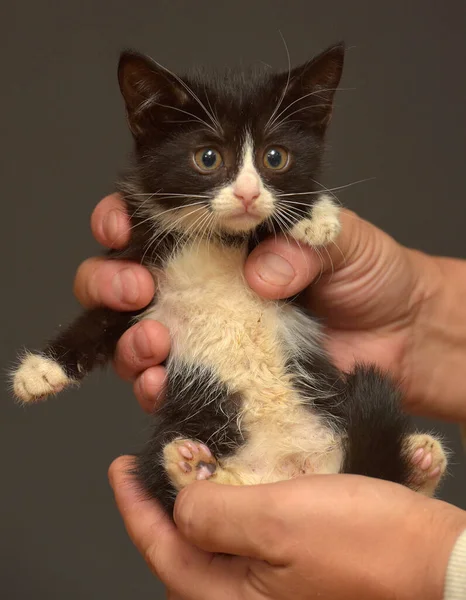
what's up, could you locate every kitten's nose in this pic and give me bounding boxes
[233,173,260,208]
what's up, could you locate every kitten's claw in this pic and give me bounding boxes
[12,354,72,403]
[405,434,447,496]
[164,439,217,489]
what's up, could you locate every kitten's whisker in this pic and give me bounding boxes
[203,84,222,132]
[275,207,309,266]
[177,208,211,252]
[276,178,373,198]
[266,215,278,245]
[151,193,210,198]
[123,192,209,198]
[151,101,218,135]
[200,212,217,259]
[272,211,292,250]
[331,240,347,267]
[151,201,206,220]
[311,176,374,204]
[263,31,292,132]
[187,211,214,258]
[268,104,331,133]
[267,87,353,131]
[312,247,325,283]
[141,206,206,263]
[276,201,309,215]
[149,59,222,133]
[323,245,335,282]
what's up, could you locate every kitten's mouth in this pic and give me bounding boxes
[220,209,264,232]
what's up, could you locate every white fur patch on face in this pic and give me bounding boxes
[211,137,275,233]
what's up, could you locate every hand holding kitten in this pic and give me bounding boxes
[109,456,466,600]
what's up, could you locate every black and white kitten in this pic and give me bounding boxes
[13,44,447,513]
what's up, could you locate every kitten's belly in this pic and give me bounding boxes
[141,240,341,476]
[143,242,280,383]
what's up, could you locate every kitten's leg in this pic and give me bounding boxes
[403,433,447,497]
[13,307,139,403]
[134,362,246,513]
[290,194,341,247]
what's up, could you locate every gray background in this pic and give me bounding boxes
[1,1,465,598]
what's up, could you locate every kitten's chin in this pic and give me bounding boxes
[217,213,265,233]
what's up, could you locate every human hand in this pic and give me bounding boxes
[109,456,466,600]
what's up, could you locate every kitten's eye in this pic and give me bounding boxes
[263,147,289,171]
[194,148,223,171]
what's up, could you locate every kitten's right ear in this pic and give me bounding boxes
[118,51,189,137]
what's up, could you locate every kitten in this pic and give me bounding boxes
[13,44,447,513]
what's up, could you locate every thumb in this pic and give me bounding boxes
[244,209,358,300]
[108,457,233,599]
[173,481,294,564]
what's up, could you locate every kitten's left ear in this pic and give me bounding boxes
[276,43,345,129]
[118,50,190,138]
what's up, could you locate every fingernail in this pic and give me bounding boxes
[103,209,121,242]
[256,252,295,285]
[133,325,152,359]
[113,268,140,304]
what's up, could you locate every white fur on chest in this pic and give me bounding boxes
[143,241,282,386]
[141,240,342,480]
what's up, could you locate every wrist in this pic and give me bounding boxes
[403,251,466,421]
[418,500,466,600]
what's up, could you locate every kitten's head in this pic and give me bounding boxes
[118,44,344,239]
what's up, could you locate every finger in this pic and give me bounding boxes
[73,257,155,310]
[109,457,242,599]
[133,366,167,413]
[113,321,170,381]
[244,209,358,300]
[91,193,130,249]
[174,481,294,564]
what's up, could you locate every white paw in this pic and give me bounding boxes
[291,195,341,247]
[164,439,217,490]
[406,433,448,497]
[13,354,72,403]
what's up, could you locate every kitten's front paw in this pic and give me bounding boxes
[164,439,217,490]
[12,354,72,403]
[405,434,447,497]
[291,195,341,247]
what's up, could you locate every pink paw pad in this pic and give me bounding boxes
[411,448,433,470]
[172,440,216,480]
[407,434,447,495]
[196,461,216,480]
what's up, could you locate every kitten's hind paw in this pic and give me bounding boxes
[12,353,73,403]
[164,439,217,490]
[405,434,447,497]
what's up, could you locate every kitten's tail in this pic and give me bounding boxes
[340,364,414,485]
